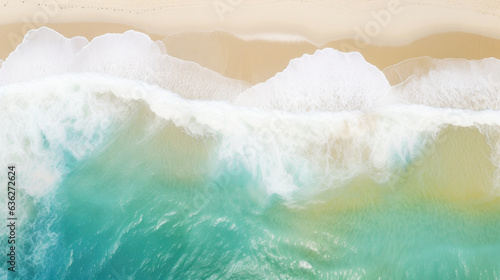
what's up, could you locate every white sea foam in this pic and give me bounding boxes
[225,32,315,44]
[2,74,500,199]
[0,27,249,101]
[1,27,500,199]
[389,58,500,110]
[0,28,88,85]
[2,28,500,280]
[0,76,131,197]
[235,48,391,112]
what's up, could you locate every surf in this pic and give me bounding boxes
[1,27,500,279]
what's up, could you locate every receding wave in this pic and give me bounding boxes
[235,49,391,112]
[385,57,500,110]
[0,27,250,101]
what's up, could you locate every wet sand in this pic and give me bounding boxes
[2,22,500,85]
[1,0,500,83]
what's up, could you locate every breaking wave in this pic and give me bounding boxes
[1,27,500,279]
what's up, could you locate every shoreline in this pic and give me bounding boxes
[1,22,500,84]
[163,31,500,84]
[0,0,499,47]
[1,0,500,84]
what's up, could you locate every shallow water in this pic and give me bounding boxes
[1,28,500,279]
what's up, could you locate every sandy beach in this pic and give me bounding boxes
[1,23,500,85]
[1,0,500,83]
[3,1,500,279]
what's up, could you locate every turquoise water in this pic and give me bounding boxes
[2,28,500,279]
[5,91,500,279]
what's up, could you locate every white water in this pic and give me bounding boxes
[1,27,500,200]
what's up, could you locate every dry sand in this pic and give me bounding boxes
[1,0,500,45]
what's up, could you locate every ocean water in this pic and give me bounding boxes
[1,27,500,279]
